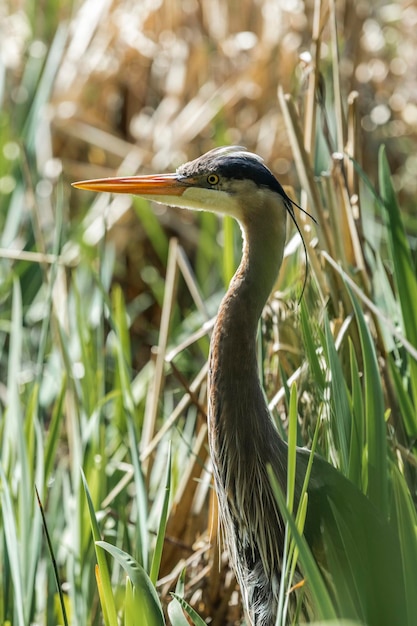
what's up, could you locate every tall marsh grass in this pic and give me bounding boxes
[1,1,416,625]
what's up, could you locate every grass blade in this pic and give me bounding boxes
[347,340,364,488]
[222,215,236,286]
[81,471,118,626]
[170,594,207,626]
[35,486,69,626]
[167,597,190,626]
[0,463,25,626]
[268,467,337,621]
[96,541,165,626]
[390,463,417,624]
[378,146,417,432]
[347,284,388,517]
[149,443,172,585]
[323,315,351,473]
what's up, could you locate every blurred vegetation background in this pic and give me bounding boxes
[1,0,417,625]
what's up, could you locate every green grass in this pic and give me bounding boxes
[1,1,417,625]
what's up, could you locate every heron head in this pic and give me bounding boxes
[72,146,291,223]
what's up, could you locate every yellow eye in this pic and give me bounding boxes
[207,173,219,185]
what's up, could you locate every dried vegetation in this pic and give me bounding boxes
[1,0,417,624]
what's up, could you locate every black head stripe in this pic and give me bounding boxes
[178,147,288,199]
[215,156,287,197]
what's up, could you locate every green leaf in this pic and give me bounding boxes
[96,541,165,626]
[323,315,351,474]
[388,354,417,436]
[379,146,417,431]
[133,197,169,265]
[170,594,207,626]
[347,341,364,488]
[286,383,298,512]
[44,375,66,484]
[300,300,325,389]
[111,285,149,568]
[222,215,236,286]
[268,467,338,621]
[347,283,388,517]
[167,597,190,626]
[149,443,172,585]
[124,577,153,626]
[390,463,417,624]
[175,568,186,597]
[81,471,118,626]
[0,463,26,626]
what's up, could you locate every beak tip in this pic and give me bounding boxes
[72,181,88,190]
[71,180,112,192]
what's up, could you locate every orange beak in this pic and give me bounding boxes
[72,173,189,196]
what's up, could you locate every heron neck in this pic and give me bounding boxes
[209,209,286,432]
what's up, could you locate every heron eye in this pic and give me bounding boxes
[207,174,219,185]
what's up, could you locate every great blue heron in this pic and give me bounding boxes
[73,146,402,625]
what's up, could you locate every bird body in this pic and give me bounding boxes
[74,147,404,626]
[206,171,290,622]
